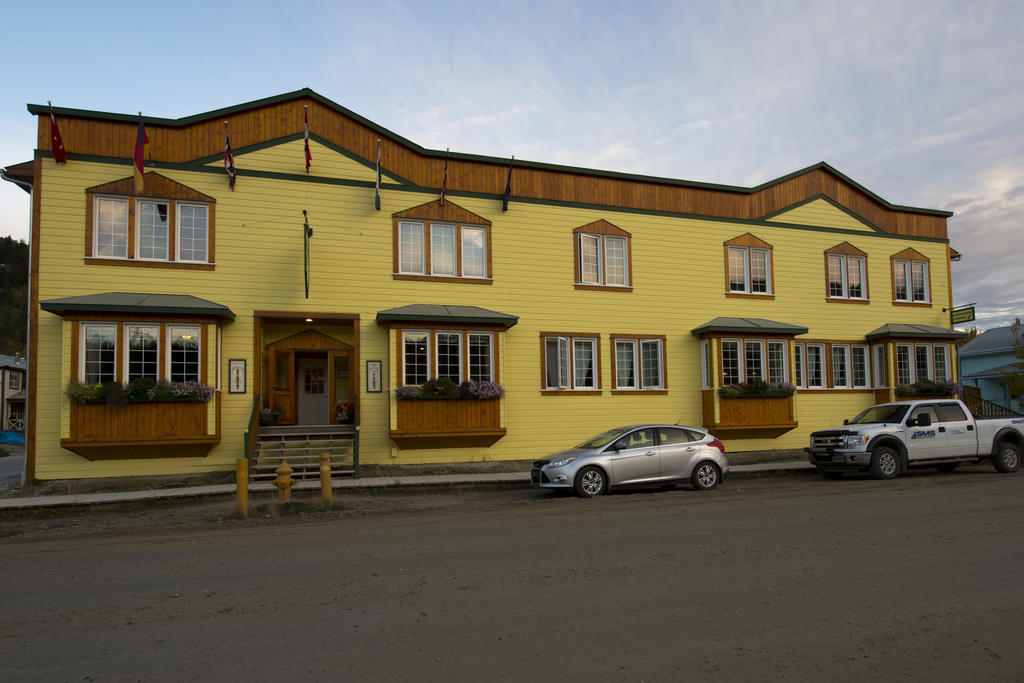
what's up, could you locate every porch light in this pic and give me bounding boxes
[305,318,313,323]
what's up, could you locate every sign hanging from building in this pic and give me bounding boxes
[950,306,975,325]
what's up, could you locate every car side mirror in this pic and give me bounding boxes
[843,419,849,425]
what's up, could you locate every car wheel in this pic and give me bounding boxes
[993,441,1021,474]
[820,470,843,480]
[573,466,607,498]
[691,461,721,490]
[869,446,899,480]
[936,463,959,473]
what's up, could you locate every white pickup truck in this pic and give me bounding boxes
[806,399,1024,479]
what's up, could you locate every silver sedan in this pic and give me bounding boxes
[530,425,728,497]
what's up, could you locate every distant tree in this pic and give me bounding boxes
[956,326,978,347]
[0,236,28,355]
[999,318,1024,400]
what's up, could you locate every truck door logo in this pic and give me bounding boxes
[911,429,937,439]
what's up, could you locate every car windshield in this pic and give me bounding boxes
[577,428,630,449]
[848,404,910,424]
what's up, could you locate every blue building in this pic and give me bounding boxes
[958,324,1023,414]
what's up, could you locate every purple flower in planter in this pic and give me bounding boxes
[475,381,506,400]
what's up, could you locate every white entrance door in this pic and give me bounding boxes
[297,357,329,425]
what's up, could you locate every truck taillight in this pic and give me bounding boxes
[709,438,725,453]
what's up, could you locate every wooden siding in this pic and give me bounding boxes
[716,397,796,428]
[395,399,501,432]
[39,97,949,239]
[66,399,212,441]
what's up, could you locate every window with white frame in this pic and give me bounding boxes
[700,339,711,389]
[396,219,490,279]
[430,224,457,276]
[721,339,741,385]
[467,333,493,382]
[794,343,825,388]
[543,335,598,390]
[126,324,160,382]
[136,201,169,260]
[401,329,495,386]
[578,234,629,286]
[767,341,788,384]
[613,337,663,390]
[933,344,949,381]
[8,371,21,391]
[893,258,930,303]
[82,323,117,384]
[94,197,129,258]
[728,246,771,294]
[168,326,200,383]
[915,344,932,382]
[827,254,867,299]
[873,345,887,388]
[851,345,869,388]
[402,331,430,385]
[896,344,913,384]
[435,331,462,383]
[176,204,208,263]
[744,340,765,381]
[832,344,850,388]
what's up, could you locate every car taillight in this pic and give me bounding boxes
[708,438,725,453]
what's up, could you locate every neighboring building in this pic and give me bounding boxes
[959,324,1024,413]
[2,89,965,481]
[0,353,27,432]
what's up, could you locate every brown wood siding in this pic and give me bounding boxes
[38,99,949,239]
[396,398,501,432]
[67,399,211,441]
[716,396,795,427]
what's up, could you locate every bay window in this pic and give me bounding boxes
[126,324,160,381]
[400,329,495,386]
[82,323,116,384]
[168,326,201,383]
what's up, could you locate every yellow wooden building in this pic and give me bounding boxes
[1,89,964,481]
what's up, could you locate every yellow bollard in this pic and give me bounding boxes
[236,458,249,517]
[274,460,294,504]
[319,452,332,506]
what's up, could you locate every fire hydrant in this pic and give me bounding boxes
[274,460,294,504]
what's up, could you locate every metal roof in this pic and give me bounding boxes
[865,323,967,341]
[958,325,1020,357]
[690,317,808,337]
[376,304,518,327]
[39,292,235,321]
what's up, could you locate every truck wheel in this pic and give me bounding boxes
[992,441,1021,474]
[869,446,899,480]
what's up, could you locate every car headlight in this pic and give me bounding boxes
[843,434,868,448]
[548,456,577,468]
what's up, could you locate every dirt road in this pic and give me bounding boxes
[2,468,1023,681]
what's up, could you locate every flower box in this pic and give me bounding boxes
[391,398,505,450]
[705,395,797,437]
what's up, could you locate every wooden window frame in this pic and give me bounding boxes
[392,219,493,284]
[890,248,932,306]
[572,220,633,292]
[84,174,215,270]
[396,327,501,386]
[723,233,775,299]
[540,333,602,394]
[610,334,666,394]
[824,242,869,303]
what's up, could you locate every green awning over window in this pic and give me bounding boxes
[865,323,967,341]
[40,292,235,321]
[690,317,808,337]
[376,304,518,328]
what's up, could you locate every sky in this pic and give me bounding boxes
[0,0,1021,330]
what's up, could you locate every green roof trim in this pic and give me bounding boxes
[376,304,518,327]
[40,292,235,321]
[691,317,809,337]
[865,323,966,341]
[29,89,951,218]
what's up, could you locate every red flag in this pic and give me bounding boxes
[134,112,149,191]
[304,106,312,173]
[224,128,237,190]
[440,153,448,206]
[48,102,66,164]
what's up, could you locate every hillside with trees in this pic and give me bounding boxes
[0,236,28,354]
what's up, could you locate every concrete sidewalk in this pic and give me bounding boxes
[0,460,814,510]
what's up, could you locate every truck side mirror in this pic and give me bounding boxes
[843,419,849,425]
[915,413,931,427]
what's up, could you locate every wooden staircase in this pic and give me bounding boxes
[252,425,359,481]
